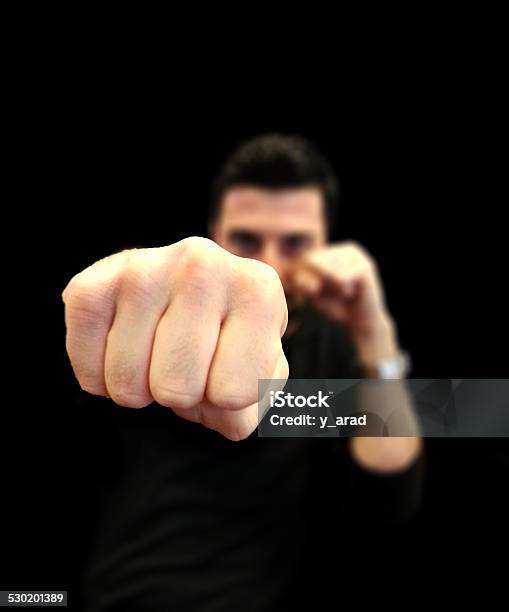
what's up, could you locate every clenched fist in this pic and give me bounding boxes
[62,237,289,440]
[292,242,398,366]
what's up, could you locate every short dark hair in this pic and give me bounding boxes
[210,133,340,232]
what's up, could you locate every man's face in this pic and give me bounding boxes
[211,187,327,297]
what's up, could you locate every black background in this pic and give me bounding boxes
[2,54,508,608]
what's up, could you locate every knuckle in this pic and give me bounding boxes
[175,239,226,300]
[64,277,110,325]
[110,390,150,409]
[234,259,287,330]
[65,339,104,393]
[63,250,129,316]
[344,239,362,251]
[342,241,377,270]
[180,236,218,251]
[237,259,283,302]
[206,384,256,412]
[347,240,373,261]
[180,237,222,261]
[179,237,223,274]
[119,251,166,303]
[200,410,251,442]
[223,426,250,442]
[363,251,378,273]
[64,274,97,309]
[367,259,378,275]
[107,357,149,408]
[151,384,201,410]
[76,374,105,397]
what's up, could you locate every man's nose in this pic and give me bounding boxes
[258,243,281,271]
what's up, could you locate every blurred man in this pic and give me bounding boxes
[64,134,422,611]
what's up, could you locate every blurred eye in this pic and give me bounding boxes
[281,234,311,256]
[229,231,261,255]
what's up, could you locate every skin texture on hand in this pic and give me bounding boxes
[62,237,289,441]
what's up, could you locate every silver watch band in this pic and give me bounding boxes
[363,351,411,380]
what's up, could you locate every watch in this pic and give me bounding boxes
[363,351,411,380]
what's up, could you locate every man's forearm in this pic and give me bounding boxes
[343,306,422,474]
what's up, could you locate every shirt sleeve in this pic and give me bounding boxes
[345,449,425,524]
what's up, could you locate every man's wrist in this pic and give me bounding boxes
[353,314,400,369]
[361,351,411,379]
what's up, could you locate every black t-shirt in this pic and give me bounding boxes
[81,307,421,612]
